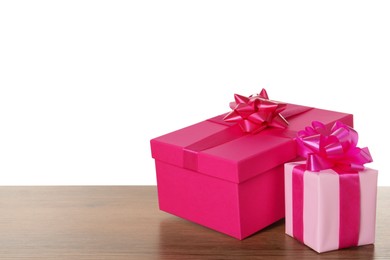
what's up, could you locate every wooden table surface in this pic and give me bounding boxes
[0,186,388,259]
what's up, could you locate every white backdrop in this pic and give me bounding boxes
[0,1,389,185]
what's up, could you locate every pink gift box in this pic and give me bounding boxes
[151,104,353,239]
[285,162,378,253]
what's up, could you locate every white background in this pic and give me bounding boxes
[0,1,389,185]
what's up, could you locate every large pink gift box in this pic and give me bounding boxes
[285,162,378,253]
[151,104,352,239]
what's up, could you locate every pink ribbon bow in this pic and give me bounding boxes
[223,89,288,133]
[296,121,373,172]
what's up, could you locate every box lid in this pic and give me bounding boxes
[151,104,353,184]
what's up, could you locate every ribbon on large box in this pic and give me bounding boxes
[183,89,312,171]
[292,121,373,249]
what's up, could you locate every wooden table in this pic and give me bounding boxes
[0,186,388,259]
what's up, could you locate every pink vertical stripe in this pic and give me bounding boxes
[317,170,340,253]
[284,163,293,236]
[292,164,306,243]
[339,173,360,249]
[358,168,378,245]
[303,171,319,251]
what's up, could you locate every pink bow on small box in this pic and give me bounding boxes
[223,89,288,134]
[296,121,373,172]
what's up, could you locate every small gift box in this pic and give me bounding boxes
[285,121,377,253]
[151,89,353,239]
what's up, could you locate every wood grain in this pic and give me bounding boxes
[0,186,388,259]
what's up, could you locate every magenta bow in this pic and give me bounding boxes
[223,89,288,133]
[296,121,373,172]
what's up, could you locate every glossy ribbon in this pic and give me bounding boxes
[293,121,373,249]
[182,103,313,171]
[296,121,372,172]
[223,89,289,133]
